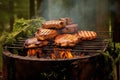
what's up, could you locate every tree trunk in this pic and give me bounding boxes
[9,0,14,32]
[96,0,109,37]
[30,0,35,18]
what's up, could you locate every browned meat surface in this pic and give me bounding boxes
[59,17,73,25]
[78,31,97,40]
[24,37,48,48]
[54,34,80,47]
[42,20,66,29]
[61,24,78,34]
[35,28,58,40]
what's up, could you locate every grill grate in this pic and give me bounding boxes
[5,36,109,60]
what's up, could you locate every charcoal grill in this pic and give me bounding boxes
[2,32,110,80]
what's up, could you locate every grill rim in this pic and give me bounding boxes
[3,49,102,62]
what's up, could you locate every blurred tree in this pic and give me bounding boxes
[29,0,43,18]
[0,0,10,33]
[9,0,14,32]
[0,0,30,72]
[0,0,29,34]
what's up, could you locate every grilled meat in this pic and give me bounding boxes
[54,34,80,47]
[24,37,48,48]
[35,28,58,40]
[61,24,78,34]
[78,30,97,40]
[59,17,73,25]
[42,20,66,29]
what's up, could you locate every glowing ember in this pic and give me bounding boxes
[26,47,87,59]
[27,49,36,56]
[51,48,73,59]
[27,48,75,59]
[27,48,42,57]
[51,53,56,59]
[59,50,73,59]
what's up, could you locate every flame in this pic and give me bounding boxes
[27,49,36,56]
[59,50,73,59]
[27,48,75,59]
[51,48,73,59]
[51,53,56,59]
[27,48,42,57]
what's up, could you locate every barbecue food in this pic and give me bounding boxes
[42,20,66,29]
[35,28,58,40]
[77,30,97,40]
[61,24,78,34]
[24,37,48,48]
[54,34,80,47]
[59,17,73,25]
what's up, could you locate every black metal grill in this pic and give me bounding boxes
[4,36,108,61]
[2,32,111,80]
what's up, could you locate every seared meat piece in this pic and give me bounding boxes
[24,37,37,48]
[78,30,97,40]
[24,37,48,48]
[59,17,73,25]
[42,20,66,29]
[54,34,80,47]
[61,24,78,34]
[35,28,58,40]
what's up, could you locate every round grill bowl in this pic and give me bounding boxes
[2,50,100,80]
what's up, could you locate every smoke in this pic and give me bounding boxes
[38,0,49,20]
[38,0,113,30]
[109,1,118,14]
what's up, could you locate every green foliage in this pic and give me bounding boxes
[107,39,120,63]
[102,52,114,79]
[18,17,45,37]
[103,39,120,79]
[0,17,44,71]
[0,17,45,45]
